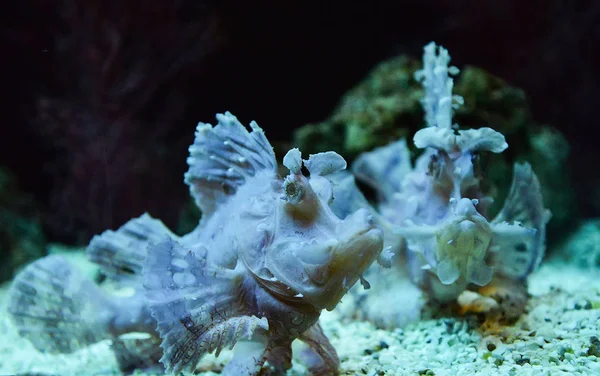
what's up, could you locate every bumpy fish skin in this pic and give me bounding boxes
[7,112,383,376]
[153,114,383,374]
[335,42,550,310]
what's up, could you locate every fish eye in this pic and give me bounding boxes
[283,177,303,204]
[471,152,482,177]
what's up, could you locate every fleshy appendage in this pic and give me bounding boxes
[413,127,508,155]
[143,237,269,375]
[414,42,462,129]
[7,255,115,353]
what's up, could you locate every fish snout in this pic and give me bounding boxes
[336,208,376,238]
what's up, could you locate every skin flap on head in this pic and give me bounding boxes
[413,127,508,154]
[303,151,347,176]
[414,42,463,129]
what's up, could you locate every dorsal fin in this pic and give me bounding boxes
[184,112,277,221]
[352,139,412,200]
[86,213,176,285]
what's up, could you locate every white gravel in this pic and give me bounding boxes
[1,246,599,376]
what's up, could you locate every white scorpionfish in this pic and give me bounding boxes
[8,112,384,375]
[332,42,551,327]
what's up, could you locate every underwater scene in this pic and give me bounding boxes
[2,2,600,375]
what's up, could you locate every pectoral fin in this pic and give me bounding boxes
[143,237,269,374]
[437,259,460,285]
[86,213,176,285]
[491,163,551,279]
[468,263,493,287]
[298,322,340,375]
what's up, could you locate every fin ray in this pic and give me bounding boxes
[86,213,176,284]
[8,255,113,353]
[184,112,277,221]
[143,238,268,374]
[491,163,551,278]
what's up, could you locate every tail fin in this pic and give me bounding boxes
[86,213,177,285]
[7,255,114,353]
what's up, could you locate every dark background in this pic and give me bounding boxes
[2,0,599,244]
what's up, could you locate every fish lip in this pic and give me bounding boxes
[329,226,383,277]
[256,207,383,311]
[335,208,377,238]
[267,225,383,311]
[333,216,382,254]
[337,227,381,247]
[295,241,336,265]
[295,219,380,266]
[346,222,377,237]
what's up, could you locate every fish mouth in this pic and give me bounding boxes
[293,209,379,269]
[330,224,383,279]
[334,208,377,240]
[261,208,383,311]
[434,209,493,287]
[301,209,384,310]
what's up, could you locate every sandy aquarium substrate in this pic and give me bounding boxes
[0,247,599,376]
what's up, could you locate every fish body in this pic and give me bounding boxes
[333,43,550,313]
[8,112,383,375]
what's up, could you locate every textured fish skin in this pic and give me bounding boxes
[7,112,383,376]
[333,43,550,320]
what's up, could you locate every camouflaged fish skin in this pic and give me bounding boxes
[334,43,551,308]
[7,112,383,376]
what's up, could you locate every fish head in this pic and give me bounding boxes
[252,149,384,311]
[415,126,508,197]
[434,198,494,287]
